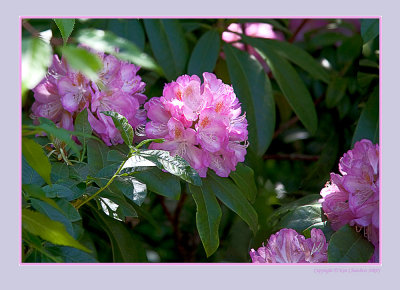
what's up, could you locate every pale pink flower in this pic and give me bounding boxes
[320,139,380,262]
[144,73,248,178]
[250,228,328,263]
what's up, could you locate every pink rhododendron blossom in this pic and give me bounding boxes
[144,72,248,178]
[222,23,284,64]
[320,139,380,262]
[31,50,147,146]
[250,228,328,263]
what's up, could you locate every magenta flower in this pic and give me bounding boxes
[31,49,147,146]
[250,228,328,263]
[31,55,74,131]
[144,72,248,178]
[320,139,380,262]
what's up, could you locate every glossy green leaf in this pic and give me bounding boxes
[352,87,379,146]
[188,29,220,77]
[243,37,329,83]
[21,37,52,95]
[99,190,138,221]
[76,29,162,74]
[144,19,189,80]
[134,167,181,200]
[101,111,134,148]
[229,163,257,203]
[246,41,318,134]
[224,44,275,156]
[22,138,51,185]
[123,150,202,186]
[190,184,222,257]
[96,164,147,206]
[361,19,379,44]
[275,201,329,234]
[61,46,103,81]
[107,150,126,163]
[22,209,90,253]
[54,19,75,44]
[326,77,348,108]
[207,172,258,233]
[90,206,147,262]
[328,225,374,263]
[107,19,145,50]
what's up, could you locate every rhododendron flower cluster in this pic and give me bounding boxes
[250,228,328,263]
[31,50,147,146]
[320,139,379,262]
[144,72,248,178]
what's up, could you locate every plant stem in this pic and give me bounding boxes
[75,160,127,210]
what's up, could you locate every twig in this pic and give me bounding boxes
[289,19,310,43]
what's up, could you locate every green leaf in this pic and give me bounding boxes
[124,150,202,186]
[144,19,189,80]
[274,201,331,236]
[96,164,148,206]
[224,44,275,156]
[328,225,374,263]
[135,138,165,149]
[46,245,97,263]
[134,167,181,200]
[89,206,147,262]
[107,150,126,163]
[76,28,162,74]
[188,29,220,77]
[75,108,92,160]
[55,198,81,222]
[54,19,75,44]
[22,138,52,185]
[352,87,379,146]
[87,139,111,175]
[22,155,45,185]
[229,163,257,203]
[337,35,363,65]
[42,184,76,201]
[22,209,90,252]
[361,19,379,44]
[246,41,318,134]
[326,76,348,108]
[190,184,222,257]
[30,198,75,237]
[98,190,138,221]
[61,46,103,81]
[243,37,329,83]
[107,19,145,50]
[21,37,52,95]
[101,111,134,148]
[207,172,258,233]
[22,184,59,209]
